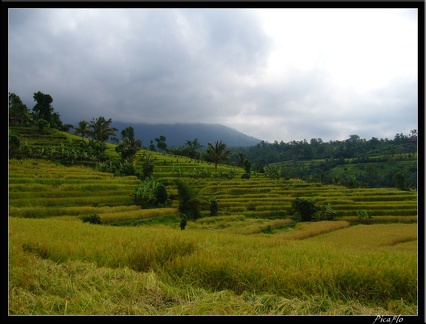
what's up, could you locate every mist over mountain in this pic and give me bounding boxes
[111,122,262,148]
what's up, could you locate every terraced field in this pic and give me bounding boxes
[9,126,418,225]
[9,153,418,225]
[8,128,419,316]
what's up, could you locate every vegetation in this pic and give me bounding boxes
[291,197,317,222]
[80,214,102,224]
[168,138,203,159]
[174,179,201,220]
[318,203,337,221]
[87,116,117,143]
[204,140,232,173]
[131,176,170,209]
[9,216,417,315]
[115,126,142,163]
[8,91,418,316]
[228,132,417,189]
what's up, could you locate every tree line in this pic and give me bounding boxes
[228,133,417,165]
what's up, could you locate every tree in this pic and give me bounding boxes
[62,124,74,132]
[50,112,63,130]
[174,179,201,220]
[243,159,251,174]
[140,151,156,180]
[168,138,203,159]
[394,173,409,191]
[115,126,142,162]
[149,140,156,151]
[74,120,90,140]
[184,138,202,159]
[88,116,117,143]
[36,119,49,132]
[209,198,219,216]
[155,135,168,152]
[409,129,417,138]
[32,91,54,125]
[292,198,316,222]
[252,162,264,174]
[9,92,31,125]
[154,183,169,206]
[237,152,246,167]
[205,140,232,172]
[9,132,20,158]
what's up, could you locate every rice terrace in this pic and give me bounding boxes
[8,119,418,316]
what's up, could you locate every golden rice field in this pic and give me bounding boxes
[8,154,418,316]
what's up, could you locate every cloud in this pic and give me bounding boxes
[8,8,418,143]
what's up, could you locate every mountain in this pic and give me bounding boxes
[111,122,262,148]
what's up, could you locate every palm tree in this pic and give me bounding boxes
[205,140,232,173]
[73,120,90,140]
[88,116,117,143]
[237,152,246,167]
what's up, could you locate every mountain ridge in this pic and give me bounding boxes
[111,122,263,148]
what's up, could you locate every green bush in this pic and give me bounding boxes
[318,203,337,220]
[174,179,201,220]
[81,214,102,224]
[247,205,256,211]
[131,177,168,208]
[180,215,188,230]
[209,198,219,216]
[356,210,372,223]
[291,197,316,222]
[241,173,250,180]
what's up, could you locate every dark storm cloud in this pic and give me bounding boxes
[9,9,270,121]
[8,8,418,143]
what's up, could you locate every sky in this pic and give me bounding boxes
[8,7,419,143]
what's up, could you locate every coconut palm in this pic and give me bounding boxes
[205,140,232,173]
[88,116,117,143]
[73,120,90,140]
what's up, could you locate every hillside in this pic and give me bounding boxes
[8,125,418,223]
[111,122,262,148]
[8,125,418,315]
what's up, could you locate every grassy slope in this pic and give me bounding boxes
[8,126,419,315]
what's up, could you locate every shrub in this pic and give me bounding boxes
[116,159,137,176]
[180,214,188,230]
[247,205,256,211]
[131,177,167,208]
[154,183,168,205]
[81,214,102,224]
[9,132,20,158]
[318,203,337,220]
[394,173,410,191]
[36,119,49,132]
[356,210,372,223]
[241,173,250,180]
[291,197,316,222]
[209,198,219,216]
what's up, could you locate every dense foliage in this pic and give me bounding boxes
[228,132,417,189]
[174,179,201,220]
[229,133,417,164]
